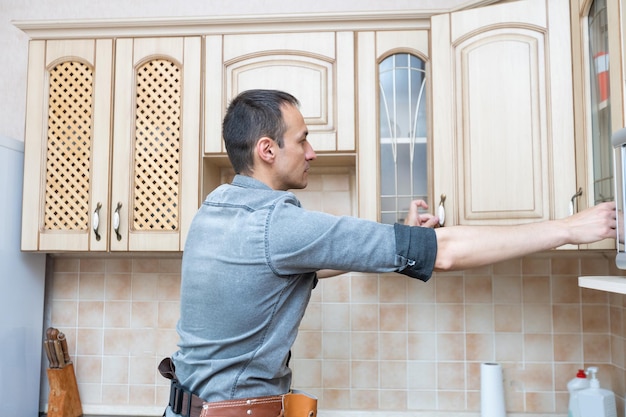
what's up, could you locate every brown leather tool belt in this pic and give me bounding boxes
[200,394,284,417]
[159,357,317,417]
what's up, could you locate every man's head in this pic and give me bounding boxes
[223,89,299,175]
[223,89,316,190]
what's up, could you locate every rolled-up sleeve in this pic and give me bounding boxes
[393,223,437,282]
[267,195,437,281]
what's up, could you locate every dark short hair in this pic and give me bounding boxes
[222,89,300,174]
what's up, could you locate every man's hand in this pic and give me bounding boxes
[404,200,439,228]
[562,201,617,244]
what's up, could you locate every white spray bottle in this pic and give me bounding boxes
[567,369,589,417]
[578,366,617,417]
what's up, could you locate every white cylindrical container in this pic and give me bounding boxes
[481,362,506,417]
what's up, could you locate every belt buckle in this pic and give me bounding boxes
[169,379,193,417]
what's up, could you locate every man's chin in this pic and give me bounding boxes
[287,181,308,191]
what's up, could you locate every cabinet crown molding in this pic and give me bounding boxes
[12,2,503,39]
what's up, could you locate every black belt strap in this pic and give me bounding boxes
[158,357,205,417]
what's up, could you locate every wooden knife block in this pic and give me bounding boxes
[47,363,82,417]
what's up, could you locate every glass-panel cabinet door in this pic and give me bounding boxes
[379,53,428,224]
[571,0,623,250]
[588,0,613,204]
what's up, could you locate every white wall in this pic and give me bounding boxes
[0,0,484,143]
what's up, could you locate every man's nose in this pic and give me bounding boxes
[305,142,317,160]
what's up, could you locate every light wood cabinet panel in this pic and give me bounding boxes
[205,31,355,154]
[431,0,577,229]
[21,37,201,252]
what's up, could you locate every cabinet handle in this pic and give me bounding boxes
[438,194,446,227]
[92,202,102,241]
[113,202,122,241]
[569,187,583,216]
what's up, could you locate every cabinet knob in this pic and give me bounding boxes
[113,202,123,241]
[438,194,446,227]
[92,202,102,241]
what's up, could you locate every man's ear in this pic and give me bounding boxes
[256,137,276,164]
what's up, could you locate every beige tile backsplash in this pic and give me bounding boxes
[41,171,626,415]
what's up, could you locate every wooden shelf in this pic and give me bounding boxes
[578,276,626,294]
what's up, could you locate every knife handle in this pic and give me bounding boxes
[53,340,66,368]
[46,340,58,368]
[43,341,54,368]
[58,332,72,364]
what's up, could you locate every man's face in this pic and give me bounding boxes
[273,104,316,190]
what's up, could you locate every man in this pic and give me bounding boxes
[162,89,616,417]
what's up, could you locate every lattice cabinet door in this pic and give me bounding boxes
[22,39,113,251]
[111,37,201,251]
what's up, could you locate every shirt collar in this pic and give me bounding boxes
[232,174,273,191]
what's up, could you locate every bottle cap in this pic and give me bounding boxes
[576,369,586,378]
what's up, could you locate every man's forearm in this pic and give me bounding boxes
[432,201,616,272]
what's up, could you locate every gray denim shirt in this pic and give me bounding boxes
[168,175,437,408]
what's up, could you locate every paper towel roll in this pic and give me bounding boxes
[481,362,506,417]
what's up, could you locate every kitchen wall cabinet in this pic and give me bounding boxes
[18,3,583,253]
[204,31,355,154]
[21,37,200,252]
[430,0,578,231]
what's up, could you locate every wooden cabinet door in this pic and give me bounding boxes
[431,0,577,229]
[21,39,113,251]
[205,32,355,154]
[112,37,201,251]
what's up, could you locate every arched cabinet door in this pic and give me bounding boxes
[112,37,201,252]
[204,31,355,154]
[431,0,576,236]
[355,30,430,223]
